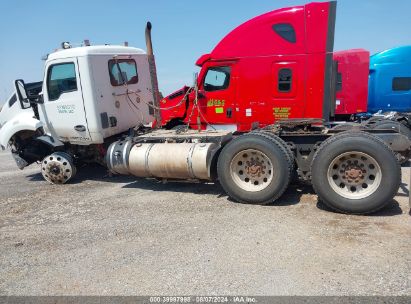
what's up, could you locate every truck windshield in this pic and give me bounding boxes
[8,94,17,107]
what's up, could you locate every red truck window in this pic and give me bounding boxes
[204,66,231,92]
[336,72,343,92]
[272,23,296,43]
[278,68,292,92]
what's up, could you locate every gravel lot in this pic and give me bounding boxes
[0,150,410,295]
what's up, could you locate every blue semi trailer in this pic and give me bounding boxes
[368,46,411,114]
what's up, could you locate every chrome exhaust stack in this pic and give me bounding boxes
[145,22,154,56]
[145,22,161,125]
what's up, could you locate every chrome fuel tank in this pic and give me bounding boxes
[107,141,217,180]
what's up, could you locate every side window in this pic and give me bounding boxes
[204,66,231,92]
[278,68,292,92]
[392,77,411,91]
[108,59,138,86]
[273,23,296,43]
[8,94,17,107]
[47,63,77,101]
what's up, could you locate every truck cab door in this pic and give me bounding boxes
[269,58,305,122]
[40,59,91,143]
[197,62,237,128]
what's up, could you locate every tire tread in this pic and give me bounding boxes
[217,132,292,205]
[311,130,401,214]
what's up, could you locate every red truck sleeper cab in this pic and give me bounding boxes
[161,1,337,131]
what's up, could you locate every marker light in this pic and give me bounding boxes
[61,42,71,49]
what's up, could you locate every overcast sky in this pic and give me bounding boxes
[0,0,410,105]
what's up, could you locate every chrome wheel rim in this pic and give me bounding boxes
[230,149,273,192]
[327,151,382,200]
[41,153,75,184]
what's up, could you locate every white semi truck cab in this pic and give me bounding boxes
[39,45,157,144]
[0,26,161,178]
[1,45,156,147]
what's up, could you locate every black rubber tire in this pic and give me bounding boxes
[217,133,292,205]
[372,120,411,140]
[311,131,401,214]
[371,120,411,164]
[399,119,410,128]
[251,130,297,184]
[363,116,384,128]
[331,123,368,131]
[250,130,295,171]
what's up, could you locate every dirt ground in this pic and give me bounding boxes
[0,150,410,295]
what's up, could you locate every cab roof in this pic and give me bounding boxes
[195,1,334,65]
[47,45,146,61]
[370,45,411,65]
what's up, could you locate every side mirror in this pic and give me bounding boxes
[36,93,44,104]
[15,79,28,100]
[14,79,31,109]
[198,90,206,99]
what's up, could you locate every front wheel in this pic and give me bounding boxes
[311,131,401,214]
[41,152,77,184]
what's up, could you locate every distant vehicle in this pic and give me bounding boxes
[365,47,411,144]
[368,46,411,113]
[333,46,411,117]
[333,49,369,120]
[331,47,411,145]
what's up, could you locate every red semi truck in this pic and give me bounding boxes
[158,4,371,131]
[149,0,409,213]
[160,1,339,131]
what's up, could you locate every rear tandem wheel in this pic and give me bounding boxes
[371,120,411,164]
[311,131,401,214]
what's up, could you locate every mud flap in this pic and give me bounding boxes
[11,152,29,169]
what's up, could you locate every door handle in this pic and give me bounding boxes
[226,107,233,118]
[74,125,86,132]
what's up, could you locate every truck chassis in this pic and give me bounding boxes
[101,120,409,214]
